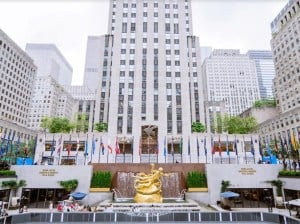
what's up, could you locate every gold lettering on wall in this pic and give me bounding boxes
[39,169,58,176]
[238,168,256,175]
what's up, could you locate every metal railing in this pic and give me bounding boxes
[0,211,299,224]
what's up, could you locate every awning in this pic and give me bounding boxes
[70,192,87,200]
[220,191,240,198]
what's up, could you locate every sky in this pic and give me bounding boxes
[0,0,287,85]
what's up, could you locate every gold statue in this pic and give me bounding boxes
[133,164,165,203]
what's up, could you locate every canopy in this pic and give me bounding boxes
[70,192,87,200]
[220,191,240,198]
[287,199,300,207]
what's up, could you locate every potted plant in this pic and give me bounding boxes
[90,171,111,192]
[58,179,78,193]
[186,171,208,192]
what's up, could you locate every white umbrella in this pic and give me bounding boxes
[287,199,300,207]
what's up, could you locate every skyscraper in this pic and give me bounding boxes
[94,0,204,162]
[202,49,260,116]
[0,29,37,140]
[247,50,275,99]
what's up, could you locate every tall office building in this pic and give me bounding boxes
[25,44,73,86]
[83,36,104,92]
[27,76,76,131]
[94,0,205,162]
[259,0,300,141]
[247,50,276,99]
[0,29,37,140]
[202,49,260,116]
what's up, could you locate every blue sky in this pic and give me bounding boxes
[0,0,287,85]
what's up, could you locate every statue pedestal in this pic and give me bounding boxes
[134,192,162,203]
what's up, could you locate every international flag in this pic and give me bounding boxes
[50,135,55,156]
[24,137,29,157]
[57,135,62,154]
[100,137,105,155]
[84,135,89,156]
[204,137,207,156]
[107,138,113,154]
[279,135,285,156]
[163,136,167,157]
[15,135,21,155]
[234,136,238,156]
[155,140,159,154]
[5,131,11,153]
[122,138,125,155]
[139,136,142,156]
[76,135,80,155]
[250,136,255,156]
[67,142,72,156]
[196,137,200,157]
[131,137,134,156]
[226,135,229,156]
[218,135,222,156]
[179,137,183,155]
[92,135,96,155]
[211,136,215,155]
[291,131,299,151]
[274,135,279,153]
[171,138,174,156]
[266,137,272,156]
[115,137,120,154]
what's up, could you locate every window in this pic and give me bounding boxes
[165,23,170,32]
[175,50,180,55]
[143,12,147,17]
[174,24,179,34]
[131,23,136,32]
[131,13,136,18]
[143,38,147,43]
[174,39,179,44]
[130,49,135,54]
[130,38,135,43]
[154,38,158,43]
[165,39,171,44]
[166,49,171,55]
[154,22,158,33]
[143,22,147,32]
[129,60,135,65]
[122,23,127,33]
[121,49,126,54]
[165,4,170,9]
[154,2,158,7]
[154,12,158,17]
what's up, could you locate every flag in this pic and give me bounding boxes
[57,135,62,154]
[279,135,285,156]
[115,137,120,154]
[250,136,255,156]
[179,137,183,155]
[15,135,21,155]
[204,137,207,156]
[50,135,55,156]
[24,138,29,157]
[163,136,167,157]
[226,135,229,156]
[155,140,159,154]
[274,135,279,153]
[67,143,72,156]
[84,135,89,156]
[76,135,80,155]
[107,139,113,154]
[100,137,105,155]
[131,137,134,156]
[291,131,298,151]
[196,137,200,157]
[92,135,96,155]
[234,136,238,156]
[266,137,272,156]
[211,136,215,155]
[171,138,174,156]
[139,136,142,156]
[188,137,191,156]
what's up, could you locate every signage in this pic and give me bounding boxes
[238,167,256,175]
[39,169,58,176]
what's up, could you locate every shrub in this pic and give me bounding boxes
[0,170,16,176]
[59,179,78,192]
[278,170,300,177]
[186,171,207,188]
[90,171,111,188]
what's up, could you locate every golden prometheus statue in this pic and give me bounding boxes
[133,163,165,203]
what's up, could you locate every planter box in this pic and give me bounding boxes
[188,187,208,192]
[89,188,110,192]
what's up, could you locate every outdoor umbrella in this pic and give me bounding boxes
[287,199,300,207]
[220,191,240,198]
[70,192,87,200]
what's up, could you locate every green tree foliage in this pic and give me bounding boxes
[186,171,207,188]
[94,122,108,132]
[223,116,258,134]
[41,116,74,133]
[191,122,206,133]
[253,98,276,108]
[59,179,78,192]
[220,180,230,193]
[75,114,89,133]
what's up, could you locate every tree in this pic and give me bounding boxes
[223,116,258,134]
[40,117,74,133]
[94,122,108,132]
[220,180,230,193]
[253,98,276,108]
[75,114,89,133]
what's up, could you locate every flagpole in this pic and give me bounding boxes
[171,137,174,164]
[123,136,125,163]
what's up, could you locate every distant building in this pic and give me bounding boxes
[83,36,104,92]
[64,86,96,132]
[247,50,275,99]
[0,29,37,140]
[202,49,260,116]
[259,0,300,142]
[27,76,76,131]
[200,46,212,66]
[25,43,73,86]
